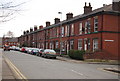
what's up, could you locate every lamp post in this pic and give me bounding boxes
[58,12,62,56]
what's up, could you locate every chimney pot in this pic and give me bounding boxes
[30,28,33,32]
[39,25,43,29]
[46,21,50,27]
[66,13,73,20]
[54,18,60,24]
[84,2,92,14]
[112,0,120,11]
[34,26,37,31]
[26,30,29,33]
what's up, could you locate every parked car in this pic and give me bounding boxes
[41,49,57,59]
[38,49,44,56]
[26,48,34,54]
[20,47,27,52]
[3,45,10,51]
[31,48,40,55]
[14,47,21,51]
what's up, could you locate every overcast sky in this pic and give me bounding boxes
[0,0,112,37]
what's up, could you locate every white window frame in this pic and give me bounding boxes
[94,18,98,32]
[93,38,98,51]
[70,40,74,50]
[71,24,74,35]
[61,27,64,37]
[79,23,82,35]
[78,39,82,50]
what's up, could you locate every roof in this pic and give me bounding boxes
[23,4,120,36]
[4,37,18,42]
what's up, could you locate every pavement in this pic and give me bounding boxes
[0,49,119,80]
[0,49,17,81]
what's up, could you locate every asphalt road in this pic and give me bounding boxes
[2,50,119,79]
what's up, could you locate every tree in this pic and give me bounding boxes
[0,0,27,23]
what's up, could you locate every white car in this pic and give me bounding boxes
[41,49,57,59]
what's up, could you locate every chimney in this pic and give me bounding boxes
[54,18,60,24]
[84,2,92,14]
[39,25,43,29]
[34,25,37,31]
[30,28,33,32]
[46,21,50,27]
[112,0,120,11]
[26,30,29,33]
[23,31,26,35]
[66,13,73,20]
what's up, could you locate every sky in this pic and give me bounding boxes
[0,0,112,37]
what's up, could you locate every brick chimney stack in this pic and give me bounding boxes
[84,2,92,14]
[54,18,60,24]
[66,13,73,20]
[34,26,37,31]
[23,31,26,35]
[46,21,50,27]
[26,30,29,33]
[39,25,43,29]
[30,28,33,32]
[112,0,120,11]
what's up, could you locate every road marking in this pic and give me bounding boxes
[71,69,83,76]
[3,55,28,81]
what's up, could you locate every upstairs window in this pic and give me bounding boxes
[67,25,70,36]
[71,24,74,35]
[65,26,68,37]
[85,20,91,34]
[61,27,64,37]
[79,23,82,35]
[94,18,98,32]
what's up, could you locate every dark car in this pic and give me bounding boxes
[3,45,10,51]
[31,48,40,55]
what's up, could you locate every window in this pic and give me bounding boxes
[70,40,74,50]
[61,42,65,51]
[50,42,53,49]
[65,26,67,37]
[78,39,82,50]
[71,24,74,35]
[94,18,98,32]
[93,38,98,51]
[87,38,90,50]
[85,20,91,34]
[61,27,64,37]
[67,25,70,36]
[57,28,59,37]
[79,23,82,35]
[46,42,48,49]
[56,41,58,49]
[84,38,90,50]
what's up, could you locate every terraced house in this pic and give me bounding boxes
[18,1,120,60]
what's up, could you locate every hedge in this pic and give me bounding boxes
[68,50,85,60]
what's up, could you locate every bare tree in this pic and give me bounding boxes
[0,1,27,23]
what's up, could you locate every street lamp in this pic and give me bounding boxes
[58,12,62,56]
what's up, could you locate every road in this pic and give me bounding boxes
[2,50,119,79]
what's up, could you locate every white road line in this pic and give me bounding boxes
[71,69,83,76]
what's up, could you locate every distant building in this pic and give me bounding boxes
[2,37,19,46]
[18,1,120,60]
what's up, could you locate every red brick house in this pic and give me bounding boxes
[18,1,120,60]
[2,37,19,46]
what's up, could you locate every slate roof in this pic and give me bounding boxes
[22,4,120,36]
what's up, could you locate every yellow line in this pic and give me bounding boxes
[3,55,28,81]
